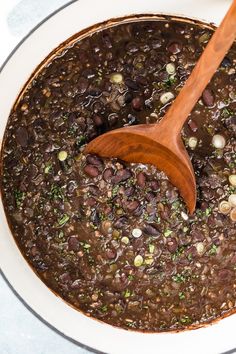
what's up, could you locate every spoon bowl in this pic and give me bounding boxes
[85,123,196,213]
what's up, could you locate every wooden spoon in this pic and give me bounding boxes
[85,0,236,214]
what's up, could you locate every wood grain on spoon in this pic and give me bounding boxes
[85,0,236,214]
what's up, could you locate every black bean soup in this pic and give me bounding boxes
[1,17,236,332]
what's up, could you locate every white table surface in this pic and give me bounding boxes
[0,2,92,353]
[0,2,236,354]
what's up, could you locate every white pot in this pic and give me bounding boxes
[0,0,235,353]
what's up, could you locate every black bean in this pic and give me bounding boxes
[108,113,118,127]
[202,88,215,107]
[124,92,133,104]
[114,217,128,229]
[84,164,99,177]
[93,115,104,127]
[124,186,135,197]
[77,77,89,94]
[218,269,233,283]
[86,154,103,167]
[137,172,146,188]
[68,236,80,251]
[87,87,102,97]
[125,78,139,90]
[188,119,198,132]
[112,169,132,184]
[125,200,139,212]
[131,97,143,111]
[167,238,178,253]
[106,248,117,259]
[86,197,96,207]
[27,164,38,179]
[168,42,182,54]
[142,223,160,236]
[15,126,28,147]
[103,168,114,182]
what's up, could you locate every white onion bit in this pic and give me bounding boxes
[132,228,142,238]
[110,73,123,84]
[229,175,236,187]
[228,194,236,207]
[188,136,198,149]
[181,211,189,221]
[212,134,226,149]
[160,92,174,105]
[219,200,231,215]
[166,63,176,75]
[230,208,236,222]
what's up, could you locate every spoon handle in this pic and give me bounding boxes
[158,0,236,134]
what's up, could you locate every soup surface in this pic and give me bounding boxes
[1,18,236,332]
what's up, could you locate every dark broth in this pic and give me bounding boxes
[1,17,236,332]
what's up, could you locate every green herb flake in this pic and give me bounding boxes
[149,244,155,253]
[58,214,69,226]
[172,273,186,283]
[205,207,212,216]
[100,305,108,313]
[164,76,177,88]
[49,184,64,201]
[123,289,131,298]
[112,185,120,197]
[178,292,185,300]
[164,229,172,237]
[44,163,52,174]
[128,275,134,281]
[209,244,218,255]
[180,315,192,324]
[14,190,25,208]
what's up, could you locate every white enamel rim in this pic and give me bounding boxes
[0,0,235,353]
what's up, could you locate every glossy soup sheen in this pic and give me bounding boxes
[1,18,236,332]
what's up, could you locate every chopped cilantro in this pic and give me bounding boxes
[180,315,192,324]
[58,214,69,226]
[44,163,52,174]
[164,76,177,88]
[123,289,131,298]
[112,185,119,197]
[172,273,186,283]
[209,244,218,255]
[14,190,25,208]
[149,244,155,253]
[164,229,172,237]
[178,292,185,300]
[100,305,108,313]
[49,184,64,201]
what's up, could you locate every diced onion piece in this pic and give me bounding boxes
[110,73,123,84]
[58,150,68,161]
[160,92,174,104]
[229,175,236,187]
[166,63,176,75]
[196,242,205,255]
[230,207,236,222]
[212,134,226,149]
[181,211,189,220]
[228,194,236,207]
[188,137,198,149]
[134,255,143,267]
[218,200,231,214]
[132,228,142,238]
[121,236,129,244]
